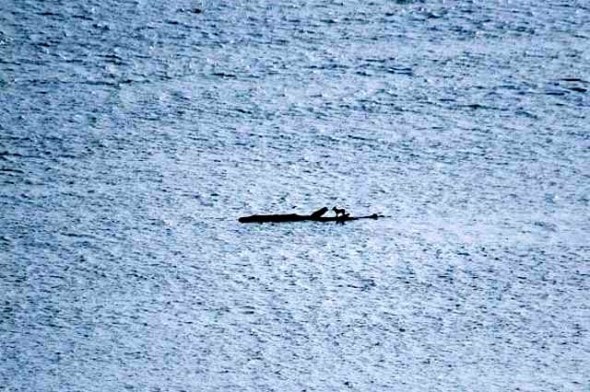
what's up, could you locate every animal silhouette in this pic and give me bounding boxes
[332,206,347,217]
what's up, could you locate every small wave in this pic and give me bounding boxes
[566,86,587,93]
[211,72,237,78]
[560,78,588,83]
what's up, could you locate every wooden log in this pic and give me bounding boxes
[238,212,382,223]
[310,206,329,217]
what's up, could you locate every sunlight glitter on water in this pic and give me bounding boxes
[1,0,589,390]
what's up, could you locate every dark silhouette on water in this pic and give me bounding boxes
[332,206,347,217]
[238,207,384,223]
[311,206,329,217]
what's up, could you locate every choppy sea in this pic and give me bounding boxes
[1,0,589,390]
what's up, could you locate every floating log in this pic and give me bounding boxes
[310,206,329,217]
[238,208,383,223]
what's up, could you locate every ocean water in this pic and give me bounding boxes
[1,0,589,390]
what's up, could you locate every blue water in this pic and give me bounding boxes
[1,1,589,390]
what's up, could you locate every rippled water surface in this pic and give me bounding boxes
[1,0,589,390]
